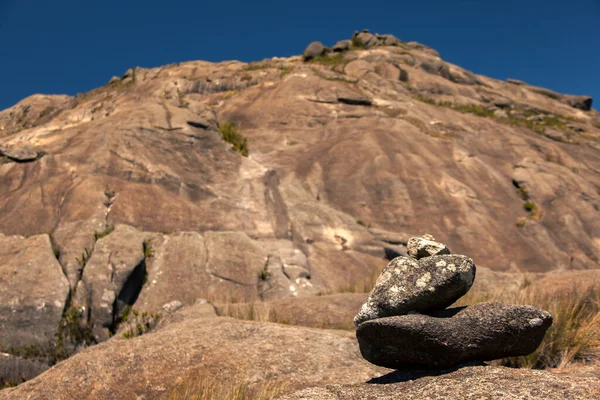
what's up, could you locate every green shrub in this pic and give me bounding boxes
[414,96,437,105]
[523,201,536,212]
[119,308,161,339]
[278,66,292,78]
[219,123,249,157]
[452,104,495,118]
[351,36,364,50]
[143,240,154,258]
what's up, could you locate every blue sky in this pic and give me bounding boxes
[0,0,598,111]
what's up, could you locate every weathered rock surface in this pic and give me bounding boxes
[379,34,402,47]
[279,365,600,400]
[0,234,69,349]
[332,40,351,52]
[354,255,476,326]
[302,41,326,60]
[562,94,593,111]
[80,224,147,342]
[0,310,388,400]
[406,235,451,259]
[357,302,552,369]
[1,31,600,377]
[0,145,43,162]
[132,231,209,313]
[354,30,378,48]
[52,219,107,288]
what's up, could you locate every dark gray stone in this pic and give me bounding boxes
[353,254,475,326]
[493,98,513,109]
[357,302,553,369]
[419,60,451,80]
[332,40,351,52]
[302,42,326,61]
[356,32,378,48]
[399,68,409,82]
[379,34,402,46]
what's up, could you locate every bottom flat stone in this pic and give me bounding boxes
[356,302,552,369]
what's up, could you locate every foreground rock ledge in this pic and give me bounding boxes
[278,365,600,400]
[0,307,386,400]
[357,302,552,369]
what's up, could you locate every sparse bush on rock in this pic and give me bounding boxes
[219,122,248,157]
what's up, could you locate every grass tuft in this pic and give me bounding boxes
[143,240,154,258]
[166,369,286,400]
[350,36,364,50]
[454,283,600,369]
[413,95,575,140]
[219,122,249,157]
[307,53,346,66]
[94,225,114,241]
[523,201,536,212]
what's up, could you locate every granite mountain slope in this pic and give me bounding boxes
[1,31,599,393]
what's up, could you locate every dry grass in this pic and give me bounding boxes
[217,301,357,331]
[413,95,574,139]
[454,281,600,369]
[166,370,286,400]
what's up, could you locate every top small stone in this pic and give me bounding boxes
[407,234,450,260]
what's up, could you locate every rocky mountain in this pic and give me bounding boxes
[1,30,599,398]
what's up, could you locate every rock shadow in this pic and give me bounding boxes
[367,361,486,384]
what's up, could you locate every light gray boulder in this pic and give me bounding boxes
[353,254,475,326]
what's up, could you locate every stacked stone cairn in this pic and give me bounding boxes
[354,234,553,369]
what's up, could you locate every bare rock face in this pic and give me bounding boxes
[132,232,208,313]
[0,234,69,349]
[357,302,552,369]
[562,94,593,111]
[52,219,107,288]
[279,366,600,400]
[1,30,600,387]
[80,224,146,342]
[0,311,387,400]
[0,145,43,162]
[406,234,451,259]
[353,254,476,326]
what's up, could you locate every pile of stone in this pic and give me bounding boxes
[302,29,403,61]
[354,234,553,369]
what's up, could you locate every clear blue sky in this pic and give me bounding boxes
[1,0,599,111]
